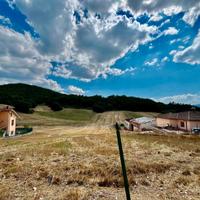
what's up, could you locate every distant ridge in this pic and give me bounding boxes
[0,83,198,113]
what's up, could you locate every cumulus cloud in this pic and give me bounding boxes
[0,15,11,25]
[67,85,85,95]
[149,14,163,22]
[161,56,169,62]
[156,93,200,105]
[7,0,156,83]
[144,58,158,66]
[103,66,136,78]
[0,26,49,81]
[0,25,64,92]
[173,30,200,64]
[1,0,199,91]
[127,0,200,26]
[183,4,200,26]
[163,27,179,35]
[13,0,76,55]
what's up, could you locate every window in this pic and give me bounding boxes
[11,119,14,126]
[180,121,185,127]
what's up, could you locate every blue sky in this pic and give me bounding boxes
[0,0,200,104]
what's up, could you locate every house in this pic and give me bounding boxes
[125,117,155,131]
[156,111,200,132]
[0,105,19,136]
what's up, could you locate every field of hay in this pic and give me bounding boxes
[0,108,200,200]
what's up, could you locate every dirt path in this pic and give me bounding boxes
[92,111,126,127]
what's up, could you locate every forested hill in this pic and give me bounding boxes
[0,83,197,113]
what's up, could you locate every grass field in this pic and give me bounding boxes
[0,108,200,199]
[36,108,95,121]
[17,108,96,127]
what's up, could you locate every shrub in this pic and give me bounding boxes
[0,129,4,137]
[92,103,106,113]
[49,102,63,111]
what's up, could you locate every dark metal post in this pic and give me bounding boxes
[115,122,131,200]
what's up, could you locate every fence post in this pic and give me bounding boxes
[115,122,131,200]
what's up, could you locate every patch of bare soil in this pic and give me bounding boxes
[0,112,200,199]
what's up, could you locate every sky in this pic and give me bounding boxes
[0,0,200,105]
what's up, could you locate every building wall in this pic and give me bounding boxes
[0,111,9,129]
[187,121,200,131]
[0,111,16,136]
[156,118,171,127]
[156,118,200,132]
[140,120,156,130]
[7,111,16,136]
[124,120,132,130]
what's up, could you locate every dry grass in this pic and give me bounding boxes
[0,111,200,199]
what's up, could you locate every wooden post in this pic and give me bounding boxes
[115,122,131,200]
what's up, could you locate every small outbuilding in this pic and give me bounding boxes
[125,117,155,131]
[0,105,19,136]
[156,111,200,132]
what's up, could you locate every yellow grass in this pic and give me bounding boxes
[0,111,200,199]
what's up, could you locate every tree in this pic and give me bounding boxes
[49,102,63,111]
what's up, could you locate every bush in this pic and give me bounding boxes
[0,129,4,137]
[92,103,106,113]
[16,128,33,135]
[14,100,32,113]
[49,102,63,111]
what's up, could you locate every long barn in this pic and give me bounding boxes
[156,111,200,132]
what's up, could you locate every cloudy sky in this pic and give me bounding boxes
[0,0,200,104]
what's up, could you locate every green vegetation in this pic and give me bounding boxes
[123,111,143,119]
[16,128,33,135]
[0,83,197,114]
[0,129,4,137]
[36,109,95,121]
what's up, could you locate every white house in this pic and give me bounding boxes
[125,117,155,131]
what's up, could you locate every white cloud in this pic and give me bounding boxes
[163,27,179,35]
[183,4,200,26]
[127,0,200,25]
[149,14,163,22]
[169,50,177,55]
[103,66,136,78]
[67,85,85,95]
[156,93,200,105]
[8,0,156,83]
[145,58,158,66]
[1,0,199,91]
[173,30,200,65]
[161,56,169,62]
[160,19,170,27]
[0,15,11,25]
[13,0,77,56]
[0,26,64,92]
[0,26,49,81]
[178,45,185,49]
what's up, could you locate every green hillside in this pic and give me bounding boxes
[0,83,196,113]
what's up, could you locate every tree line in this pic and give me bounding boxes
[0,83,197,113]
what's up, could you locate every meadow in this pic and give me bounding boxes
[0,108,200,199]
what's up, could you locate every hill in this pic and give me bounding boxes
[0,83,197,113]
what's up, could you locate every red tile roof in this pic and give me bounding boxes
[157,111,200,121]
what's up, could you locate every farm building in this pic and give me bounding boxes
[156,111,200,132]
[0,105,19,136]
[125,117,155,131]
